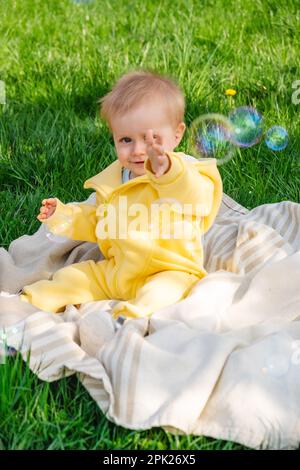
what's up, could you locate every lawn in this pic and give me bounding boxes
[0,0,299,450]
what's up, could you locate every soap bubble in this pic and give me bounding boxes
[44,214,73,244]
[228,106,264,148]
[5,346,17,357]
[265,126,288,151]
[189,113,236,165]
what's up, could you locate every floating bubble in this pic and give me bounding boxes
[265,126,288,151]
[229,106,264,148]
[44,214,73,244]
[189,113,236,165]
[5,346,17,357]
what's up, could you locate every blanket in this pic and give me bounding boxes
[1,191,300,450]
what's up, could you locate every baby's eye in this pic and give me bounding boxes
[120,137,131,143]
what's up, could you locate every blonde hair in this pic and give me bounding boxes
[98,69,185,131]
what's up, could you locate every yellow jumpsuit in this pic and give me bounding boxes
[20,152,223,320]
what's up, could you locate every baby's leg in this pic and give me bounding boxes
[20,259,111,313]
[111,270,200,320]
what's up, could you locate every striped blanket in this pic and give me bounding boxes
[1,192,300,450]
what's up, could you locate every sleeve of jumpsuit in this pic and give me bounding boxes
[144,151,223,233]
[42,197,98,243]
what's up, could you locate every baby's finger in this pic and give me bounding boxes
[155,168,164,178]
[46,198,56,206]
[154,134,162,145]
[152,143,165,154]
[42,198,55,206]
[145,129,154,144]
[148,143,164,158]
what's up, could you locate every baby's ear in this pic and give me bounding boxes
[175,122,186,142]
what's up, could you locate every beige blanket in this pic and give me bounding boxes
[1,191,300,450]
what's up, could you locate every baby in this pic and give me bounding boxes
[18,69,223,320]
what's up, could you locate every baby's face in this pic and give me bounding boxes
[111,98,185,178]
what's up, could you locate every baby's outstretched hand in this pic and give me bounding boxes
[37,198,57,221]
[145,129,170,178]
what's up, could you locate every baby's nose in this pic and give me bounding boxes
[132,140,147,155]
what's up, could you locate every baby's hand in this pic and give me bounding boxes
[145,129,171,178]
[37,198,57,221]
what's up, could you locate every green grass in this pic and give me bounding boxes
[0,0,299,450]
[0,353,247,450]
